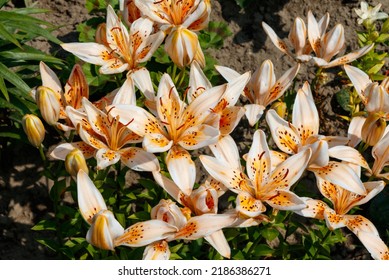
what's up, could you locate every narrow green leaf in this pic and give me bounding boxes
[0,50,64,64]
[0,131,23,140]
[0,76,9,101]
[5,21,62,45]
[0,11,53,26]
[0,61,31,94]
[31,219,57,231]
[0,22,22,49]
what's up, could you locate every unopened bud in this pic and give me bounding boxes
[270,101,287,118]
[361,113,386,146]
[65,149,88,177]
[22,114,45,148]
[35,86,61,125]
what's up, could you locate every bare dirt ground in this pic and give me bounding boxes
[1,0,387,259]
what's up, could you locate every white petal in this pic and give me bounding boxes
[348,116,365,147]
[244,104,265,126]
[166,146,195,196]
[115,220,177,247]
[293,81,319,139]
[95,148,121,169]
[112,77,136,105]
[61,42,114,66]
[328,145,371,171]
[39,61,62,95]
[174,213,237,240]
[120,147,160,172]
[77,169,107,224]
[357,231,389,260]
[209,134,241,170]
[344,64,371,97]
[143,241,171,260]
[204,230,231,258]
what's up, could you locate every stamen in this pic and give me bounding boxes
[281,169,289,181]
[123,118,134,126]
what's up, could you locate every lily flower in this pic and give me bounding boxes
[51,97,159,171]
[295,166,386,259]
[266,81,370,194]
[135,0,211,68]
[355,1,388,25]
[77,170,176,250]
[201,129,311,222]
[142,198,236,259]
[216,60,299,126]
[262,15,316,62]
[32,61,89,131]
[307,10,374,68]
[189,61,250,136]
[62,5,164,75]
[108,72,248,195]
[344,64,389,146]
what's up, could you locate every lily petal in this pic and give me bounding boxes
[61,42,116,66]
[188,60,212,102]
[323,209,346,230]
[50,142,95,160]
[294,197,328,219]
[266,109,300,154]
[244,104,265,127]
[236,191,266,217]
[209,134,241,170]
[262,21,292,56]
[325,44,374,69]
[166,146,195,196]
[266,190,307,211]
[345,215,379,236]
[95,148,121,170]
[77,169,107,224]
[152,171,184,204]
[344,64,371,98]
[293,81,319,141]
[357,231,389,260]
[120,147,160,172]
[143,240,171,260]
[246,130,271,183]
[112,77,136,105]
[204,230,231,259]
[178,124,220,150]
[115,220,177,247]
[348,116,365,147]
[174,213,237,240]
[312,161,366,195]
[328,145,371,172]
[200,155,254,194]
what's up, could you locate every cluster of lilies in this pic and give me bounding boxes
[23,0,389,260]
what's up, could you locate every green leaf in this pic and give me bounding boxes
[0,131,23,140]
[261,227,279,241]
[253,244,275,257]
[376,33,389,43]
[36,238,60,252]
[0,22,22,49]
[0,61,31,94]
[0,76,9,101]
[32,219,57,231]
[0,49,64,65]
[5,21,62,45]
[336,89,351,112]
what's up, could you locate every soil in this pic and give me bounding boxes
[1,0,387,259]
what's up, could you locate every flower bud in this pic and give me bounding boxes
[22,114,45,148]
[270,101,287,119]
[35,86,61,126]
[65,148,88,177]
[361,113,386,146]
